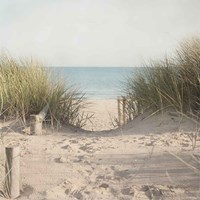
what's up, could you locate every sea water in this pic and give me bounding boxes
[51,67,135,99]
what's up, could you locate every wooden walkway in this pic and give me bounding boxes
[91,152,200,191]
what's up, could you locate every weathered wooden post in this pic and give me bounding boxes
[30,104,49,135]
[127,98,132,121]
[117,97,122,126]
[122,96,126,125]
[5,145,20,199]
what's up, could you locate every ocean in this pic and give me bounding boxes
[51,67,135,99]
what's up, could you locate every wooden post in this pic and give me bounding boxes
[30,104,49,135]
[127,98,132,121]
[5,145,20,199]
[38,104,49,120]
[122,96,126,125]
[30,114,42,135]
[117,97,122,126]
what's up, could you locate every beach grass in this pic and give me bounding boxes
[0,53,90,128]
[124,36,200,117]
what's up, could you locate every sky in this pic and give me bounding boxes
[0,0,200,67]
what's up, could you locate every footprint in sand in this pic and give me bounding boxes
[57,139,68,144]
[20,184,35,199]
[114,169,132,180]
[99,183,109,189]
[138,137,146,140]
[54,156,67,163]
[69,139,79,144]
[121,187,135,196]
[61,144,73,152]
[79,145,96,153]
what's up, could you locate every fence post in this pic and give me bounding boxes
[30,114,42,135]
[117,97,122,126]
[127,98,132,121]
[122,96,126,125]
[30,104,49,135]
[5,145,20,199]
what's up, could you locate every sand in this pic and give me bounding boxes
[83,100,118,131]
[0,99,200,200]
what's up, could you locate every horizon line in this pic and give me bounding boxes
[46,66,139,68]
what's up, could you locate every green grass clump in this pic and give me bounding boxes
[0,53,89,128]
[125,36,200,117]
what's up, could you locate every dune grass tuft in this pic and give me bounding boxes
[0,53,90,128]
[124,37,200,117]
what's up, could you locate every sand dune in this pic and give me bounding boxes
[0,100,200,200]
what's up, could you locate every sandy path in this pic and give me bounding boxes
[0,101,200,199]
[82,99,118,131]
[1,125,200,199]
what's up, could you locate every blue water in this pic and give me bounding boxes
[51,67,135,99]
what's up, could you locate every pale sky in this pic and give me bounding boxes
[0,0,200,67]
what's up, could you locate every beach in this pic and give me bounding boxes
[0,99,200,200]
[1,0,200,199]
[83,99,118,131]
